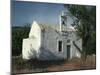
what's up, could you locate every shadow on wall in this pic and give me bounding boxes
[38,47,59,60]
[28,46,62,60]
[28,44,37,59]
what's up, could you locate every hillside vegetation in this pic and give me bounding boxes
[12,26,30,56]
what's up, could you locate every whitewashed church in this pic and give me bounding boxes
[22,11,82,60]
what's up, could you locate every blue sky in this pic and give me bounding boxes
[11,1,67,26]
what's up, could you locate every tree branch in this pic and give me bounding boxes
[73,41,82,54]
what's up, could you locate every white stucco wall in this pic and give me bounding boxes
[70,32,82,58]
[40,28,82,60]
[22,21,41,59]
[22,38,39,59]
[29,21,41,39]
[60,31,82,59]
[40,28,66,60]
[22,21,82,60]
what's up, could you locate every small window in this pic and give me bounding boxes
[58,40,62,52]
[67,39,70,43]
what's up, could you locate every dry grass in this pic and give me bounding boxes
[12,55,96,74]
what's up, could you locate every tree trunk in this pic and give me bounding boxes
[73,39,87,65]
[81,37,88,66]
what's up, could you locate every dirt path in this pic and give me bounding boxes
[12,55,96,74]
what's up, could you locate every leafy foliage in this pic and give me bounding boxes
[64,5,96,59]
[12,26,30,56]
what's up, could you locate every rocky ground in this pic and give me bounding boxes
[12,55,96,74]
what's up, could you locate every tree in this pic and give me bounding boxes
[64,5,96,61]
[12,24,30,56]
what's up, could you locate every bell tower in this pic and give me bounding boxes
[59,11,67,32]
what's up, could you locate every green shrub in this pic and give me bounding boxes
[12,26,30,56]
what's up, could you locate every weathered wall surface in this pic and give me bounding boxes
[70,32,82,58]
[39,28,66,60]
[39,29,82,60]
[22,21,82,60]
[22,38,38,59]
[22,21,41,59]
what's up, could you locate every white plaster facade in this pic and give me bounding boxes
[22,12,82,60]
